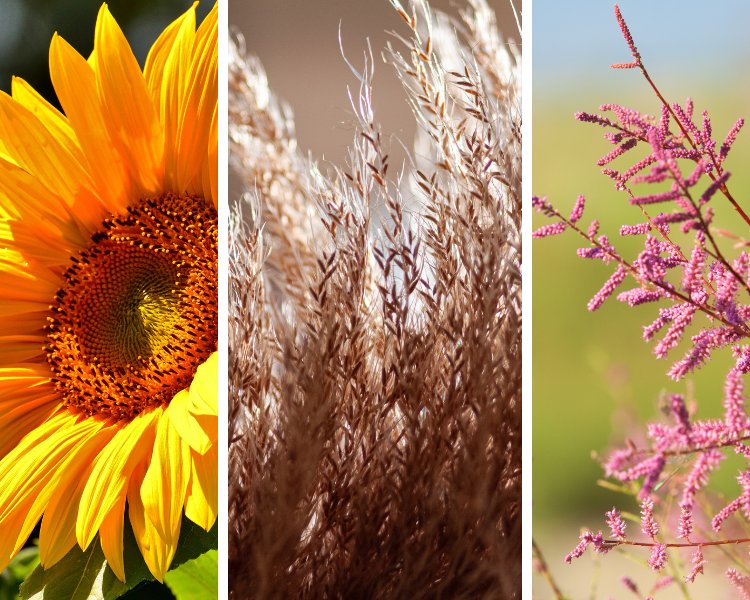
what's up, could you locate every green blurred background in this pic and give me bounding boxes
[0,0,211,106]
[533,0,750,597]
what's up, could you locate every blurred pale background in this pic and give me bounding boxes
[533,0,750,598]
[228,0,520,203]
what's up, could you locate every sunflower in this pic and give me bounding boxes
[0,2,218,584]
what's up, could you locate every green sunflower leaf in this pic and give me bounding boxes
[0,547,40,600]
[19,516,217,600]
[163,550,217,600]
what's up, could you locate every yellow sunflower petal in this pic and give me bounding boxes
[39,425,118,568]
[144,3,196,192]
[128,461,176,583]
[76,407,160,551]
[99,494,127,583]
[49,33,131,216]
[15,421,113,557]
[0,368,52,412]
[11,77,86,169]
[140,405,191,546]
[188,351,218,416]
[164,353,217,455]
[0,138,14,165]
[94,5,165,197]
[187,145,214,208]
[0,410,68,480]
[208,102,217,207]
[0,158,89,247]
[2,220,78,269]
[0,413,101,524]
[168,389,212,455]
[184,443,217,531]
[0,391,58,462]
[174,1,216,192]
[0,92,103,232]
[0,337,45,365]
[144,3,196,109]
[0,509,27,574]
[0,411,89,568]
[0,266,60,304]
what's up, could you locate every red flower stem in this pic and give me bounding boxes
[637,64,750,228]
[607,538,750,548]
[609,433,750,460]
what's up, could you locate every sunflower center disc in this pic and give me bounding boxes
[46,193,218,419]
[77,248,179,367]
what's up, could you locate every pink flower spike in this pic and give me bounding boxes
[575,111,615,127]
[670,148,702,161]
[614,4,641,63]
[651,576,674,593]
[597,138,638,166]
[701,110,712,144]
[564,529,605,563]
[668,326,743,380]
[723,367,748,436]
[685,547,706,583]
[651,211,694,226]
[727,569,750,597]
[619,576,638,595]
[657,105,670,139]
[620,223,651,236]
[681,243,705,294]
[564,532,592,564]
[569,195,585,223]
[623,154,658,182]
[532,222,567,238]
[588,265,627,311]
[670,394,691,435]
[677,502,693,540]
[640,497,659,539]
[629,190,681,206]
[682,449,724,509]
[601,167,628,191]
[606,507,627,540]
[648,544,668,572]
[686,158,709,187]
[603,446,637,477]
[700,171,731,205]
[672,102,701,140]
[653,303,698,360]
[734,345,750,375]
[720,117,744,162]
[646,127,665,161]
[617,287,662,307]
[713,496,742,532]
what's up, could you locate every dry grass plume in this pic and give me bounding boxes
[228,1,521,597]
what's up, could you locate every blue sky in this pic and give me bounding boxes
[533,0,750,94]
